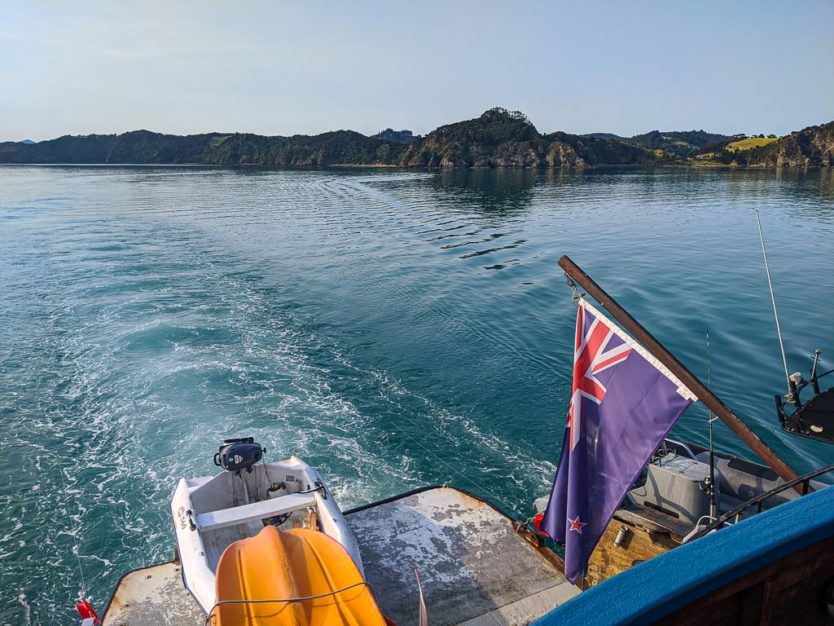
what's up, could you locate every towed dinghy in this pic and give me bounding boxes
[171,438,363,616]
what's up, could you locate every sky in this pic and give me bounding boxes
[1,1,832,142]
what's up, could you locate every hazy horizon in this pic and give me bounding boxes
[2,1,833,143]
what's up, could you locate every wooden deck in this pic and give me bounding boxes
[585,503,690,587]
[103,486,577,625]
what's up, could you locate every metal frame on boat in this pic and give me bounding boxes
[774,349,834,445]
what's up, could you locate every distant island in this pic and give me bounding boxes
[586,130,734,156]
[1,108,831,168]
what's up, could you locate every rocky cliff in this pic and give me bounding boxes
[399,108,655,168]
[737,121,834,167]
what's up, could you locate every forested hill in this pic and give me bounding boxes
[0,109,656,168]
[371,129,416,144]
[400,109,655,167]
[717,121,834,167]
[0,129,407,167]
[588,130,732,156]
[2,110,830,168]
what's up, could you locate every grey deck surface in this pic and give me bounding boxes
[102,562,203,626]
[102,487,576,625]
[347,487,577,625]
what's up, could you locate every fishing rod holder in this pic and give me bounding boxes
[811,348,823,395]
[774,349,834,445]
[786,372,805,407]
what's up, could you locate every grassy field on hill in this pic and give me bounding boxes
[725,137,779,152]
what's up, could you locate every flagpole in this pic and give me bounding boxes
[557,255,802,486]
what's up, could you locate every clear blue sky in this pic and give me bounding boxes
[1,1,832,141]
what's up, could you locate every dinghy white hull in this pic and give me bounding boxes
[171,455,361,615]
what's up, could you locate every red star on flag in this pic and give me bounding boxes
[568,515,587,534]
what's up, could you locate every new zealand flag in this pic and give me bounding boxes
[541,298,696,583]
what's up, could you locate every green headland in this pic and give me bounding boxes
[1,108,831,168]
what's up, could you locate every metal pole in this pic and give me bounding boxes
[557,255,802,485]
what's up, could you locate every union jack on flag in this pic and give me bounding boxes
[541,298,696,583]
[567,303,633,451]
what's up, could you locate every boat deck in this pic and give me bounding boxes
[103,486,577,625]
[102,561,202,626]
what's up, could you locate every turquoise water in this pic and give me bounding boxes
[0,166,832,623]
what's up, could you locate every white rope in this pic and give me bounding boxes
[56,463,88,598]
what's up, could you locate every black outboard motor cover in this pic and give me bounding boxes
[214,437,264,473]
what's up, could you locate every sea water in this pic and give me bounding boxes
[0,165,832,623]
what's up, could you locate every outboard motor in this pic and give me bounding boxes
[213,437,265,473]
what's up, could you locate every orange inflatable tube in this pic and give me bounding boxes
[211,525,387,626]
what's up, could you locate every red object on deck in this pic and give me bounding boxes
[533,512,550,538]
[75,598,101,624]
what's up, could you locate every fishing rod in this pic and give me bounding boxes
[706,330,717,520]
[756,212,834,445]
[755,210,792,399]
